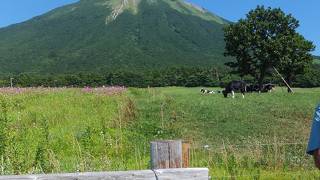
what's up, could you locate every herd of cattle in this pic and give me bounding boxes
[200,80,275,98]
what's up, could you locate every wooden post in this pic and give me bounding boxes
[151,140,190,169]
[182,141,190,168]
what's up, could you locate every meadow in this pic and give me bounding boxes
[0,86,320,179]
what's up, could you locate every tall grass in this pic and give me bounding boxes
[190,140,318,179]
[0,88,147,174]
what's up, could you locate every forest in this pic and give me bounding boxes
[1,65,319,88]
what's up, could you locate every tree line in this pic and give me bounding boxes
[0,66,319,88]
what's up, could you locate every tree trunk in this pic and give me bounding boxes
[258,71,265,92]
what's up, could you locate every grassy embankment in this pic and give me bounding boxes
[0,87,320,179]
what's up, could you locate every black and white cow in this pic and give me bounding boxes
[261,83,275,92]
[200,88,216,94]
[246,83,275,93]
[222,80,247,98]
[246,84,259,93]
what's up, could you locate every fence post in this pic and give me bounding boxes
[182,141,190,168]
[150,140,190,169]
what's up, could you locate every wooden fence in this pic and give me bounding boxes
[0,168,209,180]
[0,140,209,180]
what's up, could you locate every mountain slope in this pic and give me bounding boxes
[0,0,231,74]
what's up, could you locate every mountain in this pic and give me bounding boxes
[0,0,232,75]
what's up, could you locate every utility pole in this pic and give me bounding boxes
[214,67,220,81]
[10,77,14,88]
[273,67,294,93]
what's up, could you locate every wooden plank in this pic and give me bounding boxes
[151,141,170,169]
[154,168,209,180]
[182,142,190,168]
[0,170,156,180]
[168,140,182,168]
[0,168,209,180]
[0,176,34,180]
[150,140,183,169]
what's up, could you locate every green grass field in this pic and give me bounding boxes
[0,87,320,179]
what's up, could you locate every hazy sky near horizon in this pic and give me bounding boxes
[0,0,319,55]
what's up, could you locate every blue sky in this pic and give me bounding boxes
[187,0,320,55]
[0,0,319,55]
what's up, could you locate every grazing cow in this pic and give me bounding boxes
[200,88,216,94]
[261,83,275,92]
[246,83,275,93]
[222,80,246,98]
[246,84,259,93]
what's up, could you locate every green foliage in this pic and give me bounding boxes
[34,118,52,173]
[224,6,315,89]
[1,65,319,88]
[0,67,225,88]
[0,90,147,174]
[277,34,315,87]
[314,56,320,64]
[295,65,320,87]
[0,97,9,156]
[0,0,231,75]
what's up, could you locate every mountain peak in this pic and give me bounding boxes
[105,0,141,24]
[79,0,227,25]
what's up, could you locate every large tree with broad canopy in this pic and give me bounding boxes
[224,6,315,92]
